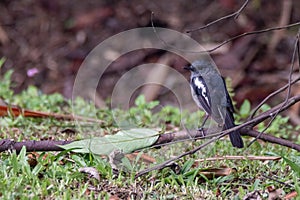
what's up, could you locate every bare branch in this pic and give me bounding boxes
[205,22,300,53]
[0,140,72,153]
[241,129,300,152]
[250,77,300,119]
[248,29,300,146]
[186,0,250,33]
[1,93,300,154]
[135,94,300,177]
[151,12,300,54]
[1,94,300,178]
[251,29,300,119]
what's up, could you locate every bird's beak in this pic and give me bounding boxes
[184,66,192,71]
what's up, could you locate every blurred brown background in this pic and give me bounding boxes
[0,0,299,118]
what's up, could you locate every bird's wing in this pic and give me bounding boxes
[191,76,212,115]
[221,77,235,114]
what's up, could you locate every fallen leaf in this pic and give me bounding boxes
[284,191,298,199]
[199,167,236,179]
[196,155,281,163]
[109,149,125,171]
[109,195,121,200]
[268,188,283,200]
[243,190,262,200]
[126,152,156,164]
[0,105,104,124]
[61,128,159,155]
[79,167,100,181]
[27,153,38,167]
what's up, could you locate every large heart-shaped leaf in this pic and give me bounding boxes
[60,128,159,155]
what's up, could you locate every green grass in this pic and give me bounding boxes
[0,65,300,199]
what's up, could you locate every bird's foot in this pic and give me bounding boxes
[197,127,206,138]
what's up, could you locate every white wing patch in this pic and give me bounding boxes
[194,77,210,106]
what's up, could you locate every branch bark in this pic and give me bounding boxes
[1,93,300,153]
[0,140,71,153]
[1,95,300,178]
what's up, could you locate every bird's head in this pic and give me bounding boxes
[184,60,213,75]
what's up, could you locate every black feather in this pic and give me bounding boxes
[222,77,244,148]
[191,76,211,115]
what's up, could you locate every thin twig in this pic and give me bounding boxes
[154,94,300,151]
[196,155,281,162]
[250,94,300,129]
[240,129,300,152]
[135,129,227,178]
[0,140,72,153]
[135,94,300,178]
[248,30,300,147]
[205,22,300,53]
[151,12,300,54]
[186,0,250,33]
[298,28,300,70]
[250,77,300,119]
[261,174,293,188]
[250,29,300,119]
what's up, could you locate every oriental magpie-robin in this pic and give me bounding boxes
[184,60,244,148]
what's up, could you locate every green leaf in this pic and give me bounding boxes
[0,57,6,68]
[135,95,146,107]
[148,100,159,109]
[181,159,194,174]
[282,156,300,177]
[260,104,271,112]
[60,128,159,155]
[239,100,251,118]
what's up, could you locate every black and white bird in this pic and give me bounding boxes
[184,59,244,148]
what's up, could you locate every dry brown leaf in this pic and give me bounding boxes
[199,167,236,179]
[27,153,38,167]
[268,188,283,200]
[126,152,156,164]
[196,155,281,163]
[243,190,262,200]
[0,105,104,124]
[109,195,121,200]
[79,167,100,181]
[283,191,298,199]
[109,150,125,171]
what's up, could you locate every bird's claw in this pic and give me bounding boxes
[197,127,206,137]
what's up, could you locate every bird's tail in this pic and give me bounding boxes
[224,111,244,148]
